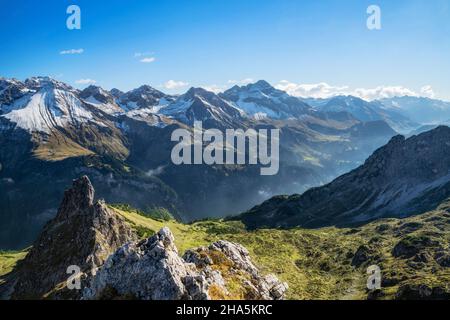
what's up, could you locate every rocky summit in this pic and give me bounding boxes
[84,227,287,300]
[5,176,137,300]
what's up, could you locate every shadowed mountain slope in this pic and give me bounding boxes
[238,126,450,229]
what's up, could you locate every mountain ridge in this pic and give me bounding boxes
[0,75,435,249]
[238,125,450,229]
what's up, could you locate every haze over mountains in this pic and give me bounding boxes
[239,126,450,229]
[1,76,450,249]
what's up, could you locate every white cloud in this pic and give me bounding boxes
[420,85,435,99]
[276,81,349,99]
[353,86,418,100]
[75,79,96,85]
[140,57,156,63]
[201,84,226,94]
[164,80,189,90]
[275,80,435,101]
[60,48,84,55]
[227,78,255,86]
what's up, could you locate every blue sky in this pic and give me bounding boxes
[0,0,449,100]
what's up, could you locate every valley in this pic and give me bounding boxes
[0,77,402,249]
[2,0,450,303]
[105,201,450,300]
[2,193,449,300]
[1,77,450,300]
[2,125,450,300]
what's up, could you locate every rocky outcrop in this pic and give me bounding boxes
[351,244,381,268]
[183,241,288,300]
[392,235,440,259]
[84,228,288,300]
[8,176,137,300]
[83,227,207,300]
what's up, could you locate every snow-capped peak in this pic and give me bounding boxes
[24,76,73,92]
[116,85,174,112]
[80,85,123,115]
[220,80,311,119]
[0,77,122,133]
[0,79,34,111]
[159,87,244,126]
[1,85,95,133]
[247,80,273,91]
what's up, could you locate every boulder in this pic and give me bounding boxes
[83,227,208,300]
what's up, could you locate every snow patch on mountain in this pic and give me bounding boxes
[2,87,95,133]
[83,95,122,115]
[221,80,311,120]
[230,98,279,119]
[116,85,175,112]
[124,108,171,128]
[159,97,193,117]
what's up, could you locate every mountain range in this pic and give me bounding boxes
[1,76,450,249]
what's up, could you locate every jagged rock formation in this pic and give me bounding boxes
[115,85,175,111]
[7,176,137,300]
[239,126,450,229]
[183,241,288,300]
[83,227,207,300]
[79,85,123,114]
[84,228,288,300]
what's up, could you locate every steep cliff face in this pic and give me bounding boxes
[8,176,137,299]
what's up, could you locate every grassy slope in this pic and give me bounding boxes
[0,251,27,285]
[113,204,450,300]
[32,132,94,162]
[2,202,449,300]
